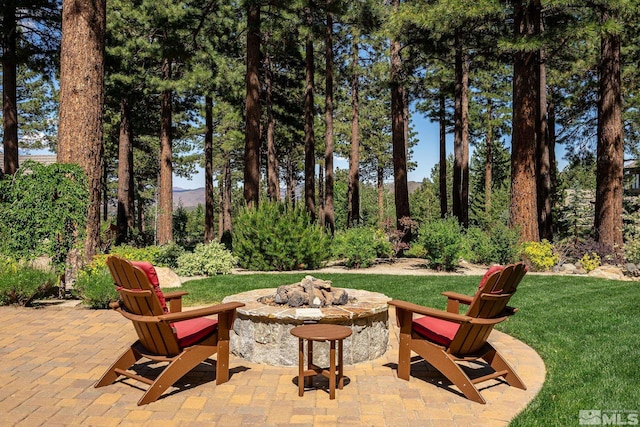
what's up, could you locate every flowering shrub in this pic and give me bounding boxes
[520,240,559,271]
[579,252,601,273]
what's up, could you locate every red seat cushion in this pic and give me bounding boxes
[131,261,168,313]
[173,318,219,348]
[412,316,460,346]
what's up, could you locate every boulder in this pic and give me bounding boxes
[155,266,182,288]
[588,265,630,281]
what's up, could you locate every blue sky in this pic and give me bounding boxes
[173,112,447,190]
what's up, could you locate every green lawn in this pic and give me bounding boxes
[173,273,640,426]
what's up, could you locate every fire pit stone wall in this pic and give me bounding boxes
[222,287,391,366]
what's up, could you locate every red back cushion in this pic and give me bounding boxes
[131,261,168,313]
[478,265,504,290]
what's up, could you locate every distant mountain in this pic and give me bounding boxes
[173,181,423,209]
[173,187,206,209]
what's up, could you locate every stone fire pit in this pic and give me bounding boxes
[222,284,390,366]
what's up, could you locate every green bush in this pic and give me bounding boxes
[0,267,59,306]
[333,227,392,268]
[521,240,559,271]
[415,217,463,271]
[74,267,117,309]
[405,242,427,258]
[154,243,185,269]
[463,224,521,265]
[175,242,237,276]
[233,202,331,271]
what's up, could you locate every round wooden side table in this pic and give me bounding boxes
[290,323,352,399]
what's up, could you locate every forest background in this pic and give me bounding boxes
[2,0,640,282]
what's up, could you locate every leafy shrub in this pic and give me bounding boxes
[154,243,185,269]
[333,227,393,268]
[74,267,117,309]
[415,217,463,271]
[555,237,621,265]
[0,161,88,272]
[0,267,59,306]
[521,240,559,271]
[405,242,427,259]
[625,239,640,264]
[175,242,237,276]
[233,202,331,271]
[462,225,520,266]
[578,252,601,273]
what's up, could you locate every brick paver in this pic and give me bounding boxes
[0,303,545,426]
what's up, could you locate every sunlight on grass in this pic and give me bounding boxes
[172,273,640,425]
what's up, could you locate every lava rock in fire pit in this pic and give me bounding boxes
[274,275,349,308]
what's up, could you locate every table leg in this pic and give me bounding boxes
[298,337,304,397]
[306,340,314,388]
[329,339,336,399]
[338,338,344,390]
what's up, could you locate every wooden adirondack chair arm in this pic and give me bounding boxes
[158,302,245,323]
[388,299,472,324]
[163,291,188,300]
[441,291,473,305]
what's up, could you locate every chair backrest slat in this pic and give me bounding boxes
[449,263,526,355]
[106,256,181,356]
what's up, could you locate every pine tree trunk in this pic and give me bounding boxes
[510,0,539,243]
[223,155,233,244]
[304,3,316,222]
[244,1,261,209]
[2,1,18,176]
[324,6,335,234]
[595,20,623,254]
[390,0,410,236]
[58,0,106,262]
[453,33,469,228]
[116,98,134,245]
[377,165,384,225]
[264,43,280,202]
[536,4,552,241]
[439,94,447,218]
[157,58,173,245]
[204,95,215,243]
[318,162,325,228]
[348,38,360,228]
[485,101,493,214]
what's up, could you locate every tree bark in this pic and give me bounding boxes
[439,94,447,218]
[485,100,493,214]
[390,0,410,236]
[510,0,539,243]
[535,3,552,241]
[116,98,134,245]
[264,40,280,202]
[244,0,261,209]
[377,165,384,225]
[204,95,215,243]
[304,2,316,222]
[453,32,469,228]
[324,5,335,234]
[157,58,173,245]
[595,16,623,253]
[2,1,18,176]
[347,37,360,228]
[58,0,106,262]
[222,154,233,244]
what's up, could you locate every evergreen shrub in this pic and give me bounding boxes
[333,227,393,268]
[416,217,463,271]
[0,267,59,306]
[175,242,237,276]
[233,202,330,271]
